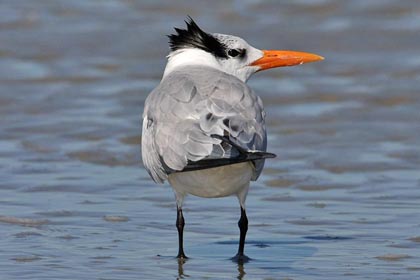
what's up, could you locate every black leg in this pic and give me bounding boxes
[237,207,248,256]
[231,207,250,263]
[176,207,187,259]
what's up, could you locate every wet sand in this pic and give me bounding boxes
[0,1,419,279]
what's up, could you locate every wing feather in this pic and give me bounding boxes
[141,66,269,183]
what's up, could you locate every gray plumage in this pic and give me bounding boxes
[142,65,267,184]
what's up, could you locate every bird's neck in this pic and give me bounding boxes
[163,49,222,79]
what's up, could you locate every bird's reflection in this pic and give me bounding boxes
[177,258,189,279]
[237,263,246,280]
[176,257,247,280]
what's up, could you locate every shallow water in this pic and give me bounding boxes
[1,1,420,279]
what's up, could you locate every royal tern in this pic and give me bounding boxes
[141,17,323,261]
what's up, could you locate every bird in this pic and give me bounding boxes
[141,17,323,262]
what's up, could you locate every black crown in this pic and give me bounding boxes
[168,16,228,59]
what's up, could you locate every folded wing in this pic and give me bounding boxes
[141,66,271,183]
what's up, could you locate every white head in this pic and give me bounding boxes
[163,17,323,82]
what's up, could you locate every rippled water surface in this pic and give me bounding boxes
[1,1,420,279]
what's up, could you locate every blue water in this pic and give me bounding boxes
[0,1,420,279]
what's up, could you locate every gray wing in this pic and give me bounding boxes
[141,66,268,183]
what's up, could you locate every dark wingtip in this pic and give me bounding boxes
[210,134,277,159]
[261,152,276,159]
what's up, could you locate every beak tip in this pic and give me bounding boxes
[302,54,325,64]
[309,54,325,62]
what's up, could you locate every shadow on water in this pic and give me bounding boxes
[177,258,246,280]
[175,257,253,280]
[160,238,317,279]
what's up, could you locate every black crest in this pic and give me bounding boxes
[168,17,228,59]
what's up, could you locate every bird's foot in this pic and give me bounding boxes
[230,253,250,263]
[176,252,188,260]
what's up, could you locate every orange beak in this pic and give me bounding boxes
[251,50,324,71]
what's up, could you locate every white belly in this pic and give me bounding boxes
[168,162,253,198]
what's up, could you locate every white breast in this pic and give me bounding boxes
[168,162,253,198]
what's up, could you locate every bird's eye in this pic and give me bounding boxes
[228,49,241,58]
